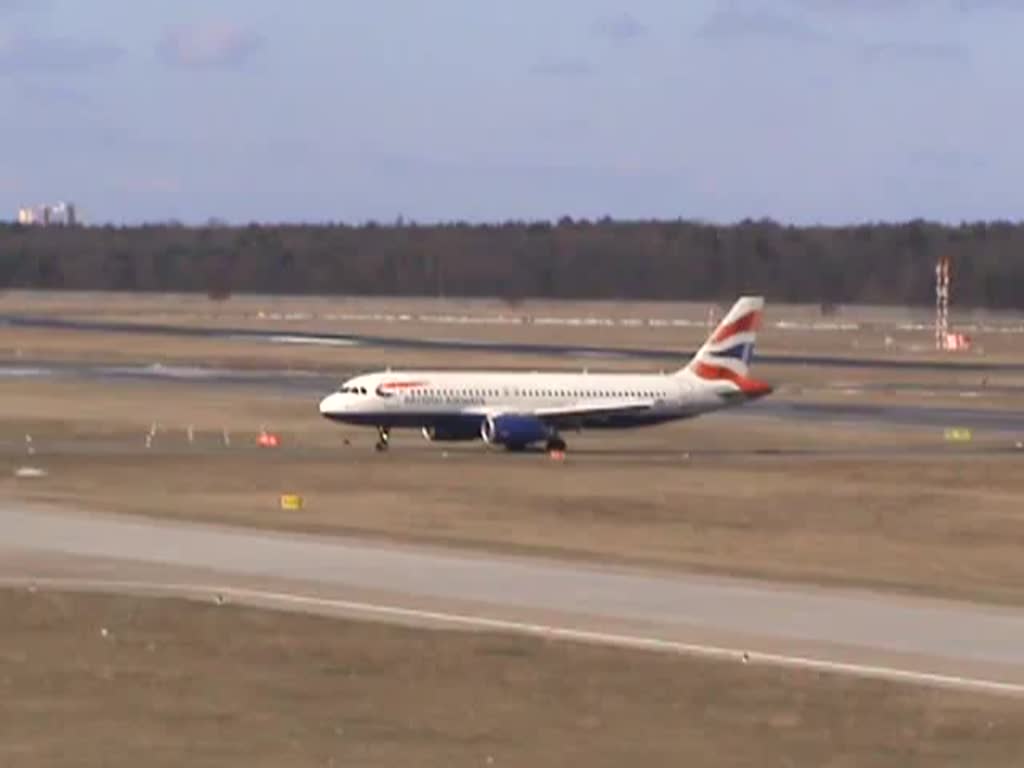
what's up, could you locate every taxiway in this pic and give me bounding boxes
[3,503,1024,697]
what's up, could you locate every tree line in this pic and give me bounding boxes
[1,218,1023,308]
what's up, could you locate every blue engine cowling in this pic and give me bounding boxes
[421,424,481,442]
[481,414,551,448]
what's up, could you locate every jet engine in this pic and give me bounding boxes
[480,414,551,449]
[421,424,480,442]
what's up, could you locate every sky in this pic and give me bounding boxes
[1,0,1022,225]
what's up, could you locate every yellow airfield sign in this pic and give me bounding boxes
[944,428,972,443]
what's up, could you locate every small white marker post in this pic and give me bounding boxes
[222,428,231,448]
[186,425,195,445]
[25,434,34,456]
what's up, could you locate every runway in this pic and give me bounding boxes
[5,312,1024,372]
[4,503,1024,697]
[5,359,1024,434]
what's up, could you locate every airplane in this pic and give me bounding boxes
[318,295,772,453]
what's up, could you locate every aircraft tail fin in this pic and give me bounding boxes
[680,296,772,398]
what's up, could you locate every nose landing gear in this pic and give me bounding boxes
[375,426,391,452]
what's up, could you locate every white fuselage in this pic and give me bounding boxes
[319,369,735,431]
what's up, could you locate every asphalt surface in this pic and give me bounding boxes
[3,504,1024,696]
[5,312,1024,372]
[4,359,1024,434]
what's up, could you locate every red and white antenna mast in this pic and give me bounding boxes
[935,256,950,351]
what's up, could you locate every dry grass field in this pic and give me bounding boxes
[2,588,1022,768]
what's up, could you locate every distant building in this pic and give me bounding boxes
[16,202,78,226]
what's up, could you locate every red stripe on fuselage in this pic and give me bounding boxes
[711,311,761,344]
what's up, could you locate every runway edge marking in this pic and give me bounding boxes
[5,575,1024,699]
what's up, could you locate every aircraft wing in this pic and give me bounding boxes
[515,400,658,428]
[532,401,653,419]
[466,400,655,427]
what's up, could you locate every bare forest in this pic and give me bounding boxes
[2,218,1022,307]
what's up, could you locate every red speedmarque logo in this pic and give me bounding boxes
[375,380,428,398]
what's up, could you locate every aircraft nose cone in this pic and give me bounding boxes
[319,393,340,416]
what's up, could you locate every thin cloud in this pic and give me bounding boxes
[909,149,987,172]
[111,176,180,194]
[0,34,121,73]
[15,81,94,107]
[791,0,1019,13]
[862,40,969,64]
[701,2,969,65]
[956,0,1024,10]
[158,23,264,69]
[0,0,37,12]
[788,0,919,11]
[593,13,648,43]
[531,56,593,78]
[699,5,827,44]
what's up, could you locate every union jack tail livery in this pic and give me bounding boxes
[681,296,772,398]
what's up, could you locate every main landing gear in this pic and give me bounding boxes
[375,426,391,452]
[545,436,567,455]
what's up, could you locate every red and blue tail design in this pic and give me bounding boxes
[681,296,772,398]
